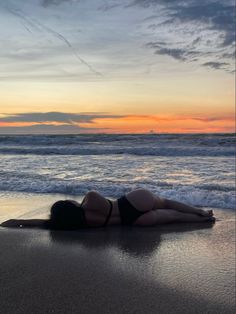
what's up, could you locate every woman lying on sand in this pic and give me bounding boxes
[49,189,215,229]
[1,189,215,229]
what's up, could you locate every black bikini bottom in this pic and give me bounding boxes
[117,196,145,225]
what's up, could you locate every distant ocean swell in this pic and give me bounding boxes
[0,146,235,156]
[0,134,235,157]
[0,134,235,144]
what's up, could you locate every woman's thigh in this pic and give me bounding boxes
[125,189,157,212]
[134,209,178,226]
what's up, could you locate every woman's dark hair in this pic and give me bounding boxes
[48,200,87,230]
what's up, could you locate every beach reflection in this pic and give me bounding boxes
[49,223,214,259]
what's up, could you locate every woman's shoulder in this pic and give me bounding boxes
[85,190,105,202]
[85,190,101,198]
[82,191,110,226]
[83,191,108,211]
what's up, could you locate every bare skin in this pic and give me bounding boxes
[73,189,215,227]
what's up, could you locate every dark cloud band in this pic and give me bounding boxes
[0,112,125,123]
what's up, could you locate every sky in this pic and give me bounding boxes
[0,0,235,134]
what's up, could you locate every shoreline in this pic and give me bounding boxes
[0,191,235,223]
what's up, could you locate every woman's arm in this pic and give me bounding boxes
[1,219,48,228]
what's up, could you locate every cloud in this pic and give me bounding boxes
[0,112,125,124]
[98,3,121,11]
[222,51,236,59]
[135,0,235,72]
[130,0,180,7]
[0,124,108,134]
[146,43,200,61]
[203,61,229,70]
[107,113,235,123]
[41,0,73,7]
[169,1,235,48]
[0,111,125,134]
[156,48,186,61]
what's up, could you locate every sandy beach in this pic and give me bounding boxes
[0,193,235,314]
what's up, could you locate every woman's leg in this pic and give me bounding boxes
[126,188,213,217]
[134,209,215,226]
[158,198,213,217]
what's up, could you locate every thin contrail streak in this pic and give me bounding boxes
[32,18,102,76]
[21,22,33,34]
[5,6,102,76]
[7,7,41,32]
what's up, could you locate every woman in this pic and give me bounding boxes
[49,189,215,229]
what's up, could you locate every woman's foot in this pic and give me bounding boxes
[204,216,216,223]
[198,216,215,223]
[199,209,213,217]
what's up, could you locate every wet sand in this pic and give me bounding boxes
[0,193,235,314]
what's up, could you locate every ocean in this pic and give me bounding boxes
[0,133,235,210]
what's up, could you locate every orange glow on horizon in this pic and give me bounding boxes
[79,114,235,133]
[0,114,234,134]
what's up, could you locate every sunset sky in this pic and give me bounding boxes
[0,0,235,133]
